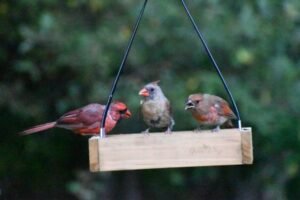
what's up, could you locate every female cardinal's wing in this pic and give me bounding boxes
[57,104,104,127]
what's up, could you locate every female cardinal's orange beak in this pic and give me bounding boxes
[138,88,149,97]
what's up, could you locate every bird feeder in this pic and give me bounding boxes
[89,128,252,172]
[89,0,253,172]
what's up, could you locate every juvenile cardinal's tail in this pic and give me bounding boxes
[19,122,57,135]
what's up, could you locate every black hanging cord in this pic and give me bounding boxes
[180,0,241,126]
[100,0,148,137]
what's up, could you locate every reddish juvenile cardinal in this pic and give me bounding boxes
[185,93,236,132]
[139,81,175,133]
[20,101,131,136]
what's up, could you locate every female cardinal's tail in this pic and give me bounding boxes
[19,122,57,135]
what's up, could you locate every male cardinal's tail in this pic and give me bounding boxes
[19,122,57,135]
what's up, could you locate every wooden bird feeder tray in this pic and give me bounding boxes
[88,0,255,172]
[89,128,253,172]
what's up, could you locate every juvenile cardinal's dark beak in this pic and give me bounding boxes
[124,110,132,118]
[185,100,195,110]
[139,88,149,97]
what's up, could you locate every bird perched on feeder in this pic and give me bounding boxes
[185,93,236,132]
[139,81,175,133]
[19,101,131,136]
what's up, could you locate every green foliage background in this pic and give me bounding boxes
[1,0,300,199]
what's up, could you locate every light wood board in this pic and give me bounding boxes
[89,128,253,172]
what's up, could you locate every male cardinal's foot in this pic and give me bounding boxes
[212,126,220,132]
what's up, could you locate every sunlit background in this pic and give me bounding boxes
[1,0,300,199]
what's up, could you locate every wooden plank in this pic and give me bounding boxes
[89,137,100,172]
[241,128,253,164]
[89,128,253,172]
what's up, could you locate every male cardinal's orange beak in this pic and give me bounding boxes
[138,88,149,97]
[124,110,132,118]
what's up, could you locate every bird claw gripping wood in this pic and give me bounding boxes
[211,126,220,132]
[142,128,150,135]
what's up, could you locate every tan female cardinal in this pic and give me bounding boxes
[185,93,236,132]
[20,101,131,135]
[139,81,175,133]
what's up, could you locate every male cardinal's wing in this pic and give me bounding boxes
[57,104,104,127]
[57,109,83,124]
[78,104,104,125]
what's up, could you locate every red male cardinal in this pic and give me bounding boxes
[139,81,175,133]
[185,93,236,132]
[20,101,131,135]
